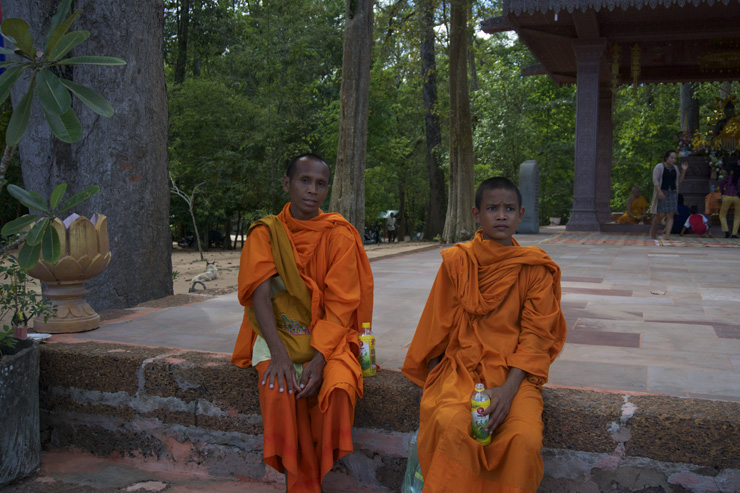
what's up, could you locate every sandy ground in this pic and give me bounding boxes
[172,239,437,297]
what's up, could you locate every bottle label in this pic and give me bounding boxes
[359,334,376,376]
[471,396,491,445]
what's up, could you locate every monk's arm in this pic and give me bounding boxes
[624,196,636,217]
[253,279,299,394]
[402,266,455,387]
[482,367,526,434]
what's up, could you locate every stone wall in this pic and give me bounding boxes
[39,342,740,491]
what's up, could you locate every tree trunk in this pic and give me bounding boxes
[330,0,373,234]
[466,0,478,93]
[680,83,699,134]
[442,0,476,243]
[6,0,172,311]
[175,0,190,84]
[419,0,446,240]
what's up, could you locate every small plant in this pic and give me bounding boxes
[1,183,99,269]
[172,270,180,281]
[0,252,54,355]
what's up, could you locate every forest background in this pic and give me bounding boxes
[0,0,736,247]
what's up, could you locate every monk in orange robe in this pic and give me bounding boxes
[232,154,373,493]
[402,177,566,493]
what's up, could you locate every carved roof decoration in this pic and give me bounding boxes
[504,0,734,16]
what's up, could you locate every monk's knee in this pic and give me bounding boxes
[508,425,543,457]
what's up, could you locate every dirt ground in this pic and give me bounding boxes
[170,239,437,296]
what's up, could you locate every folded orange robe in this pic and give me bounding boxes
[232,203,374,493]
[402,231,566,493]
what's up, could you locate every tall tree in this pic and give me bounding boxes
[330,0,374,233]
[5,0,172,310]
[443,0,475,242]
[419,0,446,239]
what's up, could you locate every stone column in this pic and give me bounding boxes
[595,89,613,223]
[567,39,606,232]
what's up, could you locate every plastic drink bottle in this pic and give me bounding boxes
[359,322,376,377]
[471,383,491,445]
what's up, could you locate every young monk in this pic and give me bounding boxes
[402,177,566,492]
[232,154,374,493]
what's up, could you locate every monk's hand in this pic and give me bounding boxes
[658,191,666,201]
[481,385,517,435]
[296,351,326,399]
[262,350,299,394]
[481,368,526,435]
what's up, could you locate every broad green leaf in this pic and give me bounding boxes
[46,8,81,54]
[0,19,35,58]
[25,218,49,246]
[0,65,25,107]
[49,30,89,61]
[29,190,46,206]
[50,184,68,210]
[0,61,22,67]
[56,56,126,66]
[0,214,40,236]
[18,241,42,270]
[36,69,72,115]
[59,79,113,118]
[7,184,47,212]
[6,79,35,146]
[48,0,74,38]
[43,105,82,143]
[59,185,100,213]
[0,46,19,56]
[41,225,61,264]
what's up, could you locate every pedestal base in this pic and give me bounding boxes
[32,281,101,334]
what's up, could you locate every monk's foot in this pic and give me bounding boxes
[663,235,672,241]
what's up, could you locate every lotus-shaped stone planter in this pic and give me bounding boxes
[27,213,111,333]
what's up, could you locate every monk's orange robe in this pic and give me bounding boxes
[232,203,374,493]
[402,231,566,493]
[617,195,649,224]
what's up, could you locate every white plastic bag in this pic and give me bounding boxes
[401,430,424,493]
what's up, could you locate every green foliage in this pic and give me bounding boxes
[0,0,125,145]
[610,83,681,211]
[473,35,576,224]
[0,252,54,354]
[1,184,99,269]
[166,0,345,239]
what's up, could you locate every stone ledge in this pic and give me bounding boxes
[39,341,740,491]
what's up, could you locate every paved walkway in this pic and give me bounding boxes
[58,228,740,402]
[13,229,740,492]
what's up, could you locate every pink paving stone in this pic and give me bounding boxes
[561,276,603,283]
[562,287,633,296]
[566,330,640,348]
[714,325,740,339]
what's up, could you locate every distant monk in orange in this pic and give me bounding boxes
[617,185,650,224]
[402,177,566,492]
[232,154,373,492]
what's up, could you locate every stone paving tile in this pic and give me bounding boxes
[561,276,604,283]
[648,366,740,398]
[566,329,640,348]
[561,287,633,296]
[559,345,736,372]
[548,359,648,392]
[715,325,740,339]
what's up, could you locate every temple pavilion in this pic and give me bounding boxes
[483,0,740,231]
